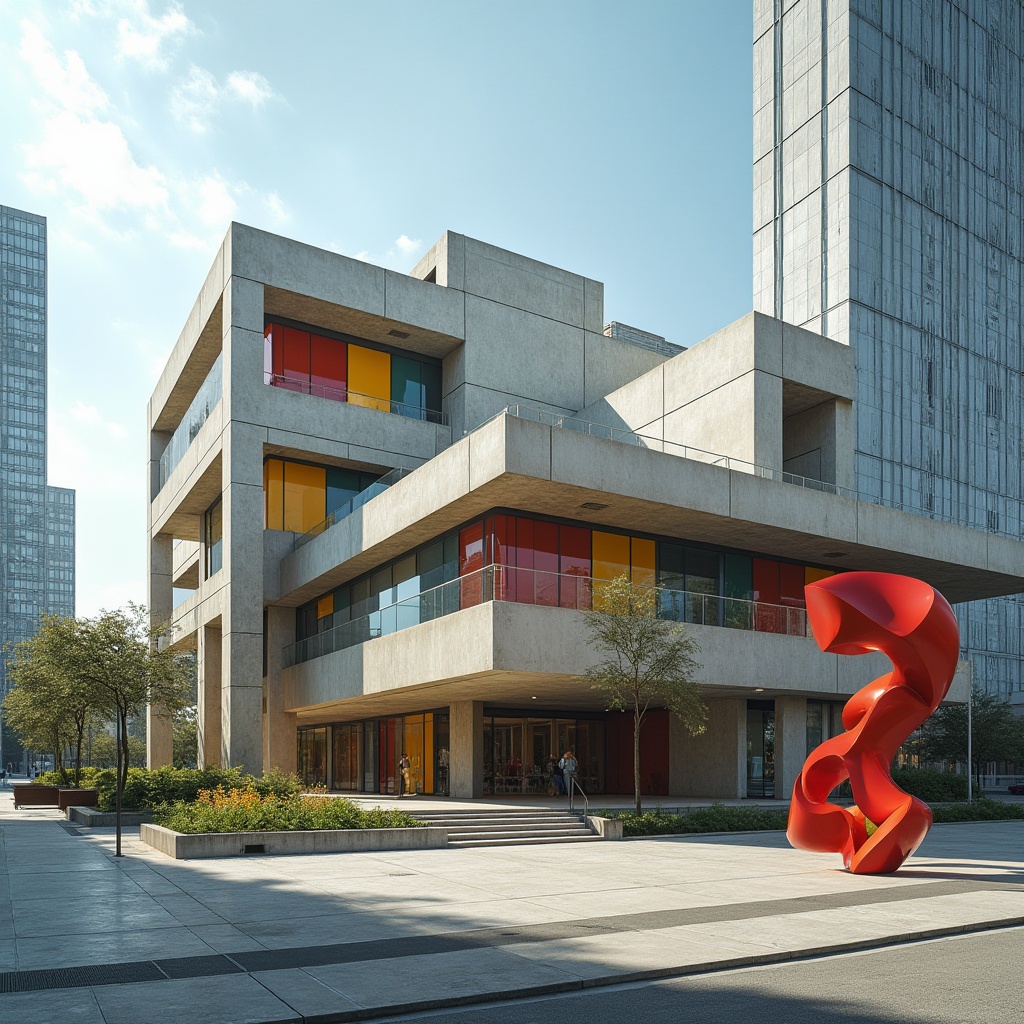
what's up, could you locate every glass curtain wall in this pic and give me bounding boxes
[746,701,775,798]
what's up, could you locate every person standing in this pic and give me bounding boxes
[558,750,578,800]
[397,753,411,797]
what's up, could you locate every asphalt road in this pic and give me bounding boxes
[386,927,1024,1024]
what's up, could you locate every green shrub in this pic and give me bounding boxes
[891,767,968,802]
[931,799,1024,823]
[615,804,789,837]
[94,765,303,810]
[154,786,421,834]
[34,766,104,788]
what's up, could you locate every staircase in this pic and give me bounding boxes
[408,808,601,848]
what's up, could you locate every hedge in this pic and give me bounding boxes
[154,787,421,834]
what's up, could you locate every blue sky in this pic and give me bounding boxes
[0,0,753,616]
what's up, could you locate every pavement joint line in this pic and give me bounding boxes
[0,876,1018,996]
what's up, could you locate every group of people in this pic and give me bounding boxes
[546,750,578,798]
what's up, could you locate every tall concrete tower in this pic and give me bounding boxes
[754,0,1023,696]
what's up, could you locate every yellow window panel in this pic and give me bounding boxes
[592,531,630,581]
[805,567,835,585]
[631,537,656,587]
[317,594,334,620]
[348,345,391,412]
[283,462,326,533]
[264,459,284,531]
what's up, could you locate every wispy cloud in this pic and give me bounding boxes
[339,235,425,269]
[17,20,281,249]
[171,65,278,133]
[70,0,194,70]
[395,234,423,256]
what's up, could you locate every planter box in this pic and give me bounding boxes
[12,784,60,809]
[140,823,449,860]
[67,806,153,827]
[57,788,99,811]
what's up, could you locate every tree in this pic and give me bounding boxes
[4,615,99,786]
[918,687,1024,790]
[584,574,706,814]
[173,706,199,768]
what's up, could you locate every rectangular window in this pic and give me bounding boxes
[753,558,783,633]
[283,462,326,533]
[348,345,391,412]
[205,498,223,579]
[311,334,346,402]
[593,530,630,609]
[459,521,485,608]
[723,554,753,628]
[631,537,656,587]
[391,355,425,419]
[281,326,311,391]
[264,459,284,530]
[559,524,591,609]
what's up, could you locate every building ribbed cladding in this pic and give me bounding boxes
[753,0,1024,696]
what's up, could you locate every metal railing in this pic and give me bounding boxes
[283,565,812,668]
[265,372,447,425]
[294,467,413,549]
[568,774,589,818]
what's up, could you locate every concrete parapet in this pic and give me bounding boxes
[68,807,154,827]
[140,822,449,859]
[586,815,624,839]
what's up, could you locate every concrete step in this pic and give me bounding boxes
[449,834,603,848]
[446,825,592,838]
[412,815,583,826]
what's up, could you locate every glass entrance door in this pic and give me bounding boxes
[746,701,775,798]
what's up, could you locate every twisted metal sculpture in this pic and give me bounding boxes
[787,572,959,874]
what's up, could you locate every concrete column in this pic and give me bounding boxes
[264,605,297,774]
[669,698,745,799]
[449,700,483,798]
[146,534,174,767]
[197,624,222,767]
[775,696,807,802]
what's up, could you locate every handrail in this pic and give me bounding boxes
[265,372,447,425]
[282,564,812,667]
[569,775,589,819]
[294,467,412,549]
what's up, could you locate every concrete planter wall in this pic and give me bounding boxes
[68,806,154,827]
[586,815,624,839]
[140,823,449,859]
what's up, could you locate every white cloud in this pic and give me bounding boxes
[17,22,280,249]
[225,70,275,107]
[394,234,423,256]
[169,65,219,133]
[116,0,193,70]
[171,65,278,133]
[19,19,109,116]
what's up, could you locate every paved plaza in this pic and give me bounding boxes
[0,788,1022,1023]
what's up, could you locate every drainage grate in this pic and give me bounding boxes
[243,844,266,855]
[0,962,164,994]
[58,823,85,837]
[153,954,243,980]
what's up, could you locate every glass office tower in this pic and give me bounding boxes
[1,205,76,762]
[753,0,1023,696]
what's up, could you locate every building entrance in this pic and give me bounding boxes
[746,700,775,798]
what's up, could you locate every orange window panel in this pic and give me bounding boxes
[264,459,284,531]
[317,594,334,620]
[348,345,391,412]
[630,537,656,587]
[592,531,630,581]
[283,462,326,533]
[805,567,835,586]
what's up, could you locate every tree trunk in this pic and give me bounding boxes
[634,709,642,816]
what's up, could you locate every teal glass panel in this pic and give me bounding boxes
[391,355,425,419]
[423,363,442,419]
[724,553,753,628]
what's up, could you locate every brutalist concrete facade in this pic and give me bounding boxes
[149,224,1018,798]
[753,0,1024,697]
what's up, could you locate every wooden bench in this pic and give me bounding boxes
[12,785,60,808]
[58,788,99,811]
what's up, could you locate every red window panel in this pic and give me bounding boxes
[459,522,484,609]
[512,516,535,604]
[559,524,591,609]
[533,520,558,607]
[280,326,311,392]
[310,334,346,402]
[491,515,515,601]
[753,558,783,633]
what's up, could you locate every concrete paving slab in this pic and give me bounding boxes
[306,945,576,1010]
[13,925,223,971]
[189,923,271,953]
[0,988,107,1023]
[92,974,297,1024]
[251,968,361,1018]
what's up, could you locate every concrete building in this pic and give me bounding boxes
[0,205,76,765]
[753,0,1024,697]
[147,223,1023,799]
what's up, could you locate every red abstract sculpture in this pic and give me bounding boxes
[787,572,959,874]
